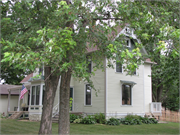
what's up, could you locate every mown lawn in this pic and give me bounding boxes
[0,119,179,134]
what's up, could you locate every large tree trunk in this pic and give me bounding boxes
[39,67,60,135]
[58,68,72,135]
[156,83,163,102]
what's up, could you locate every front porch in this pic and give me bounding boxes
[150,102,162,116]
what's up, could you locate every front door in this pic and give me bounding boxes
[70,87,73,111]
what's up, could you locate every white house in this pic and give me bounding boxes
[7,27,162,121]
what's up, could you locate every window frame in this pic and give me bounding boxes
[115,61,123,73]
[86,59,92,73]
[31,85,41,105]
[133,68,137,75]
[126,38,131,48]
[121,84,132,106]
[84,84,92,106]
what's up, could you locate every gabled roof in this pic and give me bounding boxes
[145,58,156,64]
[0,85,20,95]
[20,73,33,83]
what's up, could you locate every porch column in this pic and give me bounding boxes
[7,90,11,112]
[17,89,21,111]
[39,84,43,106]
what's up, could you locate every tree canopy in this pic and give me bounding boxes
[1,0,179,134]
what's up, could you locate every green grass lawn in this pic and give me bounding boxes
[0,119,179,134]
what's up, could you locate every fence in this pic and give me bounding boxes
[159,109,180,123]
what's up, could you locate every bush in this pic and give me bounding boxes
[106,117,120,126]
[70,114,81,123]
[120,118,142,125]
[120,115,157,125]
[125,114,141,120]
[73,118,82,124]
[81,115,96,124]
[149,118,158,124]
[139,117,152,124]
[94,113,106,124]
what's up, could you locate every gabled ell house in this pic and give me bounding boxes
[7,27,162,120]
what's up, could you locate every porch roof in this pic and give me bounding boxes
[0,85,20,95]
[7,84,31,91]
[120,80,136,85]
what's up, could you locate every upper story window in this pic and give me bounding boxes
[116,61,123,73]
[39,67,43,74]
[126,39,131,48]
[125,27,132,35]
[133,69,137,75]
[86,57,92,73]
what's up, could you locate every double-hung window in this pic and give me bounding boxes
[126,39,131,48]
[85,84,91,105]
[116,61,123,73]
[133,69,137,75]
[31,85,40,105]
[86,59,92,73]
[122,84,131,105]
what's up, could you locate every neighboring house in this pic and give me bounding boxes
[7,26,162,121]
[0,84,20,115]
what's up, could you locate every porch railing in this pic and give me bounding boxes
[150,102,162,115]
[52,103,59,117]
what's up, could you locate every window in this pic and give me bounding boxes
[27,90,30,105]
[42,85,45,105]
[126,39,131,47]
[86,59,92,73]
[116,61,122,73]
[39,67,43,74]
[125,27,132,35]
[122,84,131,105]
[133,69,136,75]
[85,84,91,105]
[31,85,40,105]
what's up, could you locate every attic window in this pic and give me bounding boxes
[126,39,131,47]
[125,27,132,35]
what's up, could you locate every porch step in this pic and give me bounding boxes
[52,114,59,123]
[8,111,24,119]
[145,113,158,121]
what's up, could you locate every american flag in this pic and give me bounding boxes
[20,85,28,100]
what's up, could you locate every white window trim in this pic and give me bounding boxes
[87,59,93,73]
[121,84,133,106]
[125,27,133,35]
[30,85,41,106]
[70,87,74,111]
[133,68,138,76]
[115,61,123,73]
[84,83,92,106]
[126,38,131,48]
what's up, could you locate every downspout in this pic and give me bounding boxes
[143,64,145,114]
[105,57,108,118]
[58,75,61,113]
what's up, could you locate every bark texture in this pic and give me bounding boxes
[58,68,72,135]
[39,67,60,135]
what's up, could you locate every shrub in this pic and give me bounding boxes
[120,115,158,125]
[73,118,82,124]
[125,114,141,120]
[120,118,142,125]
[149,118,158,124]
[81,115,96,124]
[106,117,120,126]
[94,113,106,124]
[140,117,152,124]
[70,114,81,123]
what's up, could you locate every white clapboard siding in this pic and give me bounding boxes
[72,60,105,113]
[107,60,145,114]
